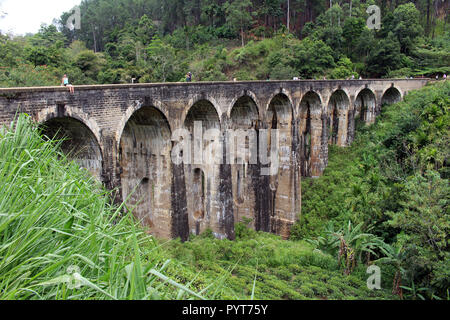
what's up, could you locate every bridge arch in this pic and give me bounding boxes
[266,92,294,122]
[37,107,103,181]
[229,95,260,129]
[265,89,294,115]
[182,96,222,127]
[266,92,296,235]
[227,90,261,119]
[299,91,326,177]
[229,94,260,229]
[354,88,377,124]
[382,86,402,106]
[183,99,221,235]
[184,99,222,131]
[116,100,172,151]
[327,89,350,146]
[118,105,173,238]
[36,106,102,147]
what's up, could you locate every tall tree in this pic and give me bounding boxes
[225,0,254,47]
[392,3,424,54]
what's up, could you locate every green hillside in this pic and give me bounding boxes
[0,1,449,87]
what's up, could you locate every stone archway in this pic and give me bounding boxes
[327,90,350,146]
[184,99,221,236]
[382,87,402,106]
[229,95,262,230]
[40,117,103,181]
[355,88,376,124]
[119,106,173,239]
[299,91,325,177]
[266,93,297,238]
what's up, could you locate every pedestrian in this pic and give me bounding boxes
[436,75,439,80]
[444,74,447,80]
[186,72,192,82]
[61,74,74,94]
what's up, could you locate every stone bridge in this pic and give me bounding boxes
[0,79,428,240]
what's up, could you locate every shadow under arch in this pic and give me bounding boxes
[382,87,402,106]
[267,93,294,124]
[327,89,350,146]
[182,96,222,128]
[266,92,298,237]
[39,116,103,181]
[185,99,222,132]
[299,91,325,177]
[118,105,177,239]
[116,100,172,152]
[227,90,261,119]
[183,99,221,236]
[354,88,376,123]
[191,167,206,236]
[230,95,260,127]
[229,94,262,232]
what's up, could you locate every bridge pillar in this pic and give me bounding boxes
[337,109,349,147]
[347,98,356,146]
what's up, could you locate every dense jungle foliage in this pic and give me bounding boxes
[0,0,449,86]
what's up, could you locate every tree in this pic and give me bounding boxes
[75,50,106,81]
[292,38,335,78]
[366,32,403,77]
[330,57,357,79]
[343,16,365,60]
[136,14,156,46]
[392,3,424,54]
[145,36,178,82]
[355,28,375,62]
[270,63,297,79]
[30,24,67,47]
[225,0,254,47]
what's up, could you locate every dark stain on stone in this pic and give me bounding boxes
[220,130,235,240]
[171,162,189,242]
[252,124,271,233]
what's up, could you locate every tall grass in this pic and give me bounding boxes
[0,114,205,300]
